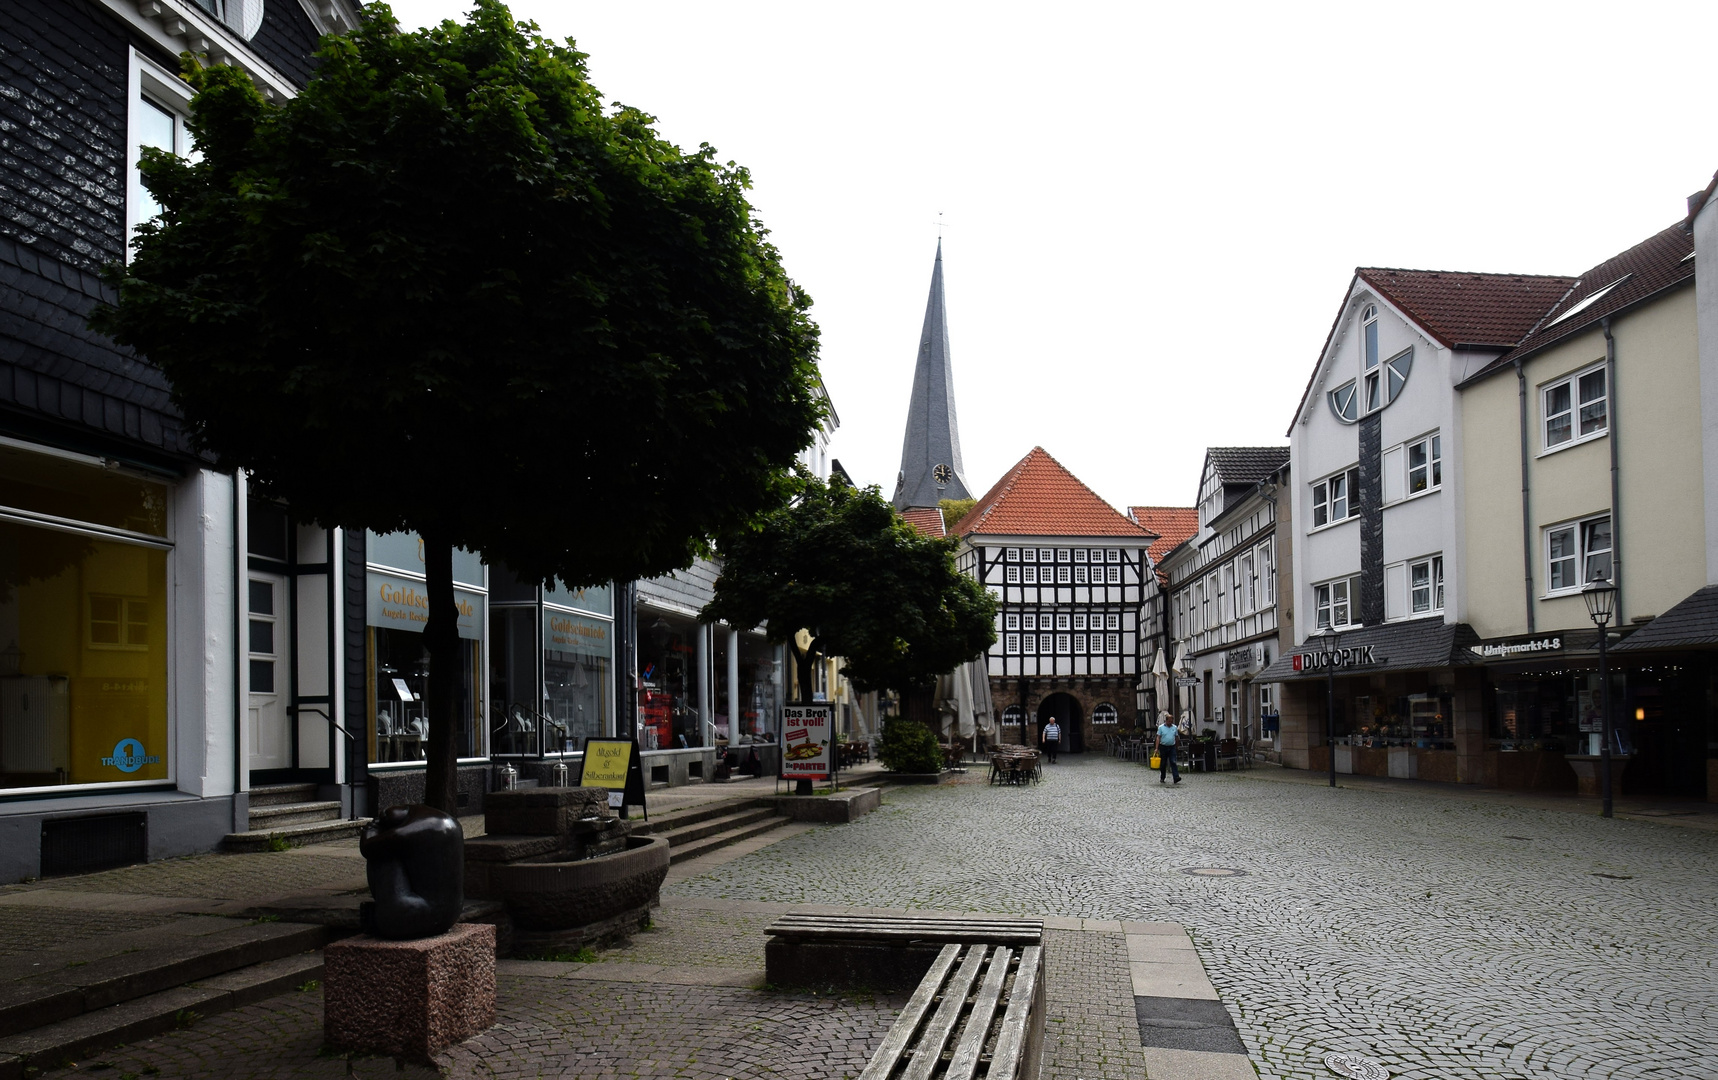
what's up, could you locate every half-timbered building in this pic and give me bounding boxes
[951,448,1152,752]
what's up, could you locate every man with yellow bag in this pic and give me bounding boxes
[1155,718,1182,785]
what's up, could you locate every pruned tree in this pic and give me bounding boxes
[703,473,996,700]
[94,1,824,812]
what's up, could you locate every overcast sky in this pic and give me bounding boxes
[391,0,1717,512]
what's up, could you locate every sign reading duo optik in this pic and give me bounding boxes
[1291,644,1378,672]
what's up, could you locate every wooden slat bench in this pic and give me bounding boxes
[765,914,1046,1079]
[858,941,1044,1080]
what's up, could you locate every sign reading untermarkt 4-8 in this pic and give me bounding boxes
[781,704,834,781]
[1291,645,1377,672]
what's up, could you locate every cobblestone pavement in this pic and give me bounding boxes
[667,757,1718,1080]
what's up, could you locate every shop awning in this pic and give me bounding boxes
[1613,584,1718,652]
[1254,617,1481,683]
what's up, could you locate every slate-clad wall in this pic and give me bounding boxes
[248,0,325,89]
[1358,413,1384,627]
[0,0,132,276]
[637,558,720,616]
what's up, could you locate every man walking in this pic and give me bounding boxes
[1042,718,1061,764]
[1156,717,1181,784]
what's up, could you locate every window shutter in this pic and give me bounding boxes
[1384,562,1406,621]
[1382,446,1404,503]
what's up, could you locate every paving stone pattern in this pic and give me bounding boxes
[1042,927,1149,1079]
[586,903,776,969]
[668,758,1718,1080]
[0,907,181,957]
[0,847,366,901]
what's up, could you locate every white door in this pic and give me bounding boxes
[248,573,292,771]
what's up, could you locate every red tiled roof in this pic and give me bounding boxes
[1467,224,1695,382]
[899,506,947,537]
[1128,506,1198,566]
[1356,267,1578,349]
[1288,266,1578,436]
[954,447,1150,538]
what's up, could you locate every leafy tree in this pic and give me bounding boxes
[94,2,823,812]
[875,717,941,774]
[703,473,996,700]
[937,498,977,533]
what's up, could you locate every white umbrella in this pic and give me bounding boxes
[1152,649,1169,720]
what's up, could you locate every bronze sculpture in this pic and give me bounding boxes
[360,804,464,939]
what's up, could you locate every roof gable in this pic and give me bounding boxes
[954,447,1149,538]
[899,506,947,537]
[1128,506,1198,572]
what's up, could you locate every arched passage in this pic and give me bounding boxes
[1037,692,1084,754]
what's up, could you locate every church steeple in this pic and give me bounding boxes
[893,240,971,510]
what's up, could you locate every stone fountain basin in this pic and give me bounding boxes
[489,834,669,931]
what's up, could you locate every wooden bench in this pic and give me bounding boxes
[765,914,1045,1079]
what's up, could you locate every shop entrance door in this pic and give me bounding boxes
[247,573,293,771]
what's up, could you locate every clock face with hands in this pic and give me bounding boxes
[933,463,953,486]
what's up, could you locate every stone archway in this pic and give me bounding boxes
[1036,692,1085,753]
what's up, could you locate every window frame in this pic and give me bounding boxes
[1313,577,1356,630]
[1310,467,1361,532]
[1544,513,1612,596]
[1408,555,1444,615]
[128,49,197,260]
[1540,362,1609,453]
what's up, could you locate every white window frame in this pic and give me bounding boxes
[1409,555,1444,615]
[1055,633,1071,655]
[1005,633,1020,655]
[1106,565,1121,584]
[1006,565,1020,583]
[1073,565,1088,584]
[1105,632,1120,652]
[1057,565,1071,584]
[1073,613,1088,631]
[1541,363,1609,453]
[1004,613,1020,630]
[1073,633,1087,653]
[1055,613,1071,631]
[128,49,197,260]
[1005,547,1020,562]
[1545,514,1612,595]
[1022,565,1037,584]
[1313,577,1356,630]
[1310,467,1360,531]
[1405,433,1442,498]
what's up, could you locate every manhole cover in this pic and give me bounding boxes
[1180,867,1248,878]
[1324,1051,1389,1079]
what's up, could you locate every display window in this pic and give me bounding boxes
[637,612,703,750]
[0,445,171,790]
[488,575,614,758]
[712,632,778,744]
[542,607,611,752]
[365,531,486,765]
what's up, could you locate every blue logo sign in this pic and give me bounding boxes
[102,739,160,773]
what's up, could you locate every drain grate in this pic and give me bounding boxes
[1180,867,1248,878]
[41,812,147,878]
[1324,1050,1389,1079]
[1592,872,1634,880]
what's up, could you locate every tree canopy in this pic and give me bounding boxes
[703,474,996,696]
[95,1,825,810]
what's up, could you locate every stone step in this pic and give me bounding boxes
[248,800,343,830]
[0,951,324,1077]
[630,797,773,837]
[654,806,782,848]
[223,817,366,852]
[248,783,321,807]
[667,814,791,865]
[0,918,331,1039]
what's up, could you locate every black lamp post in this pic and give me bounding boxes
[1311,627,1338,788]
[1582,571,1618,819]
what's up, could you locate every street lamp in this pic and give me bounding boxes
[1310,626,1339,788]
[1582,570,1618,819]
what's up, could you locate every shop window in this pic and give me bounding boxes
[0,492,170,790]
[636,614,705,750]
[1546,515,1611,594]
[370,627,481,763]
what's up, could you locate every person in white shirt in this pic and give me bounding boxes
[1041,719,1061,764]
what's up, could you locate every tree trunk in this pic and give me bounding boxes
[421,533,461,814]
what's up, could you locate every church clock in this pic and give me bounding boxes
[933,463,953,486]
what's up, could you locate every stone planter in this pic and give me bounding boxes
[490,835,669,949]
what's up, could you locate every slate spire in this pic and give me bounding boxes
[893,240,971,509]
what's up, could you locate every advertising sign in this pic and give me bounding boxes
[1291,644,1377,672]
[781,704,834,781]
[579,737,647,816]
[366,571,484,640]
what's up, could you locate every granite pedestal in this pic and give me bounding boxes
[324,922,496,1062]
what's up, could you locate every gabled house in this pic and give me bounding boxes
[952,447,1152,751]
[1150,448,1287,744]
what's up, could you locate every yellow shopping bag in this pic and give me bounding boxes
[1149,754,1161,769]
